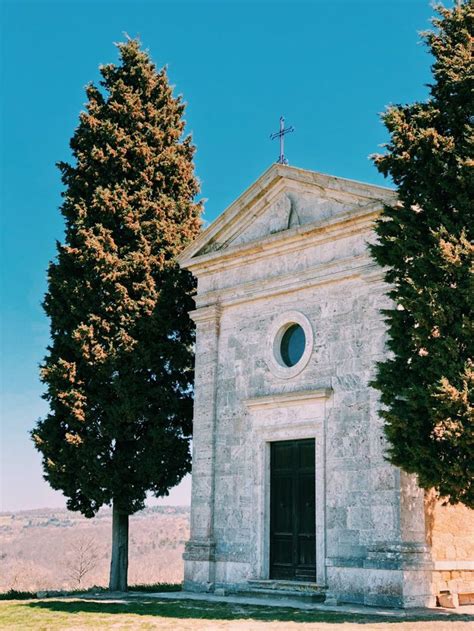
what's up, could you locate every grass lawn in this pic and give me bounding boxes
[0,597,474,630]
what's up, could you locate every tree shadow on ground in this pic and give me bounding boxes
[27,598,474,625]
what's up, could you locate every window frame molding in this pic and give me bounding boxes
[267,310,314,379]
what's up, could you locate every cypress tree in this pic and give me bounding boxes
[370,2,473,507]
[32,38,202,590]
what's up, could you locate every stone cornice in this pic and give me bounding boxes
[245,388,333,410]
[194,257,382,309]
[184,207,380,276]
[433,561,474,571]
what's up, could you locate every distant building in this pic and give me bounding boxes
[178,164,474,608]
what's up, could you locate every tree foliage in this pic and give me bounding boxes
[370,2,473,507]
[33,39,202,519]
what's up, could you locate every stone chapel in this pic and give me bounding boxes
[178,164,474,608]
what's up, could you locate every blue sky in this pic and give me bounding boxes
[1,0,440,511]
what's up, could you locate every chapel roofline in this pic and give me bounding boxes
[178,163,396,269]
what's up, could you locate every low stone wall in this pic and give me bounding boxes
[432,570,474,600]
[425,491,474,601]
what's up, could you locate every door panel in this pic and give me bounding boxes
[270,439,316,581]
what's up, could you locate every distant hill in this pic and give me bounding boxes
[0,506,189,593]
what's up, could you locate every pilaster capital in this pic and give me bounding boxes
[189,304,221,327]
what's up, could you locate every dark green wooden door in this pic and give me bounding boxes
[270,439,316,581]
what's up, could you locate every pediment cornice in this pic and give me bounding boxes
[179,164,395,272]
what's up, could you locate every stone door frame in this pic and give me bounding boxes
[246,388,331,586]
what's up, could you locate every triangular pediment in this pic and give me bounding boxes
[179,164,395,269]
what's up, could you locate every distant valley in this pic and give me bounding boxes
[0,506,189,593]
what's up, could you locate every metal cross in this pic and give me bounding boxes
[270,116,295,165]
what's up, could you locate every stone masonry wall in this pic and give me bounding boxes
[206,230,415,604]
[182,170,436,606]
[425,491,474,599]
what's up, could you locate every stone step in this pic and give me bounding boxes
[236,580,327,603]
[247,579,326,593]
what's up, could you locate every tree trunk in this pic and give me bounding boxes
[109,502,129,591]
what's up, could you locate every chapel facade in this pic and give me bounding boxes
[178,164,474,608]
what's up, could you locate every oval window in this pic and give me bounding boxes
[280,323,305,367]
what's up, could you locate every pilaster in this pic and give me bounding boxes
[398,471,435,606]
[183,304,221,591]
